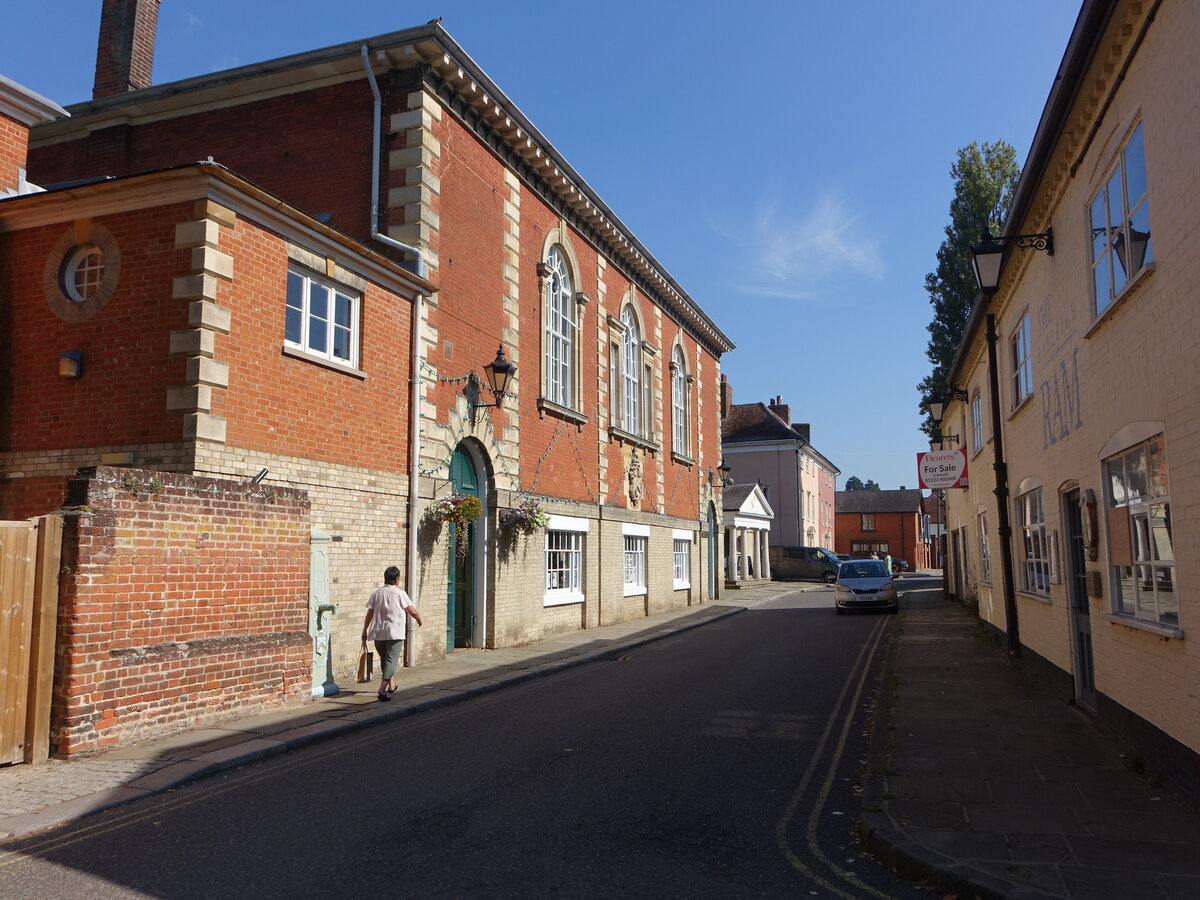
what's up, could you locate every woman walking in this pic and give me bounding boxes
[361,566,422,701]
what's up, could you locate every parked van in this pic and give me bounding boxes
[770,546,842,583]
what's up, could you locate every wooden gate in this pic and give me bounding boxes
[0,516,62,765]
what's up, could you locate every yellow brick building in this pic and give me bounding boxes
[941,0,1200,790]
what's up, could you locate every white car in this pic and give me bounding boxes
[834,559,899,614]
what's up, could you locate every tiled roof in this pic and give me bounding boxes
[722,483,758,510]
[836,489,924,514]
[722,403,798,442]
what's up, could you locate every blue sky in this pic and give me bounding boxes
[6,1,1082,492]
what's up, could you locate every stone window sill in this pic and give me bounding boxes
[282,344,366,379]
[1104,613,1183,640]
[537,397,588,428]
[609,426,658,453]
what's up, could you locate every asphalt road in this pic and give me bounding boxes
[0,581,941,899]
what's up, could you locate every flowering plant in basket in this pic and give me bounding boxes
[499,498,550,536]
[430,493,483,558]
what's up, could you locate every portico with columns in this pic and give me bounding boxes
[722,483,774,587]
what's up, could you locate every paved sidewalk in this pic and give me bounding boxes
[0,581,801,841]
[860,593,1200,899]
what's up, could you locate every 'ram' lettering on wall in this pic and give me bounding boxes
[1041,346,1083,448]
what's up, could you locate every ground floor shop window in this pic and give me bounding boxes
[1105,434,1175,627]
[624,536,647,595]
[1015,488,1050,597]
[851,541,889,556]
[978,512,991,584]
[673,538,690,588]
[544,530,583,606]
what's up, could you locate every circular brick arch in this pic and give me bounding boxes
[43,223,121,322]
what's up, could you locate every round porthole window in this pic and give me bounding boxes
[62,244,106,303]
[44,224,121,322]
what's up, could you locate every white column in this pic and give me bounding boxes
[761,529,771,580]
[740,529,750,580]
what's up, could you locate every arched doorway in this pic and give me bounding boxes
[447,442,488,651]
[707,502,718,600]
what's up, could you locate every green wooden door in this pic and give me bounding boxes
[447,445,479,651]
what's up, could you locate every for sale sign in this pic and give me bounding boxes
[917,449,968,490]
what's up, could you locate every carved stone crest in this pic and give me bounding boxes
[627,449,644,505]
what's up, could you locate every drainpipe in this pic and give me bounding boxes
[360,44,428,666]
[360,44,427,279]
[986,312,1020,659]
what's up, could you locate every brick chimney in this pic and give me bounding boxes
[768,395,790,425]
[792,423,811,441]
[93,0,161,99]
[720,375,733,419]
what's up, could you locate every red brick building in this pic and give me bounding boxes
[835,489,930,570]
[2,1,733,751]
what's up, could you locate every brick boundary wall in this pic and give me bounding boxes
[53,466,311,756]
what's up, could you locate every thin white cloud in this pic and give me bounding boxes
[185,13,203,30]
[722,187,884,301]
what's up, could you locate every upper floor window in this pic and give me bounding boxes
[62,244,106,303]
[620,305,643,435]
[544,246,577,408]
[671,347,689,456]
[1010,313,1032,410]
[861,513,876,532]
[1105,434,1175,628]
[1090,122,1152,317]
[971,391,984,454]
[286,267,359,367]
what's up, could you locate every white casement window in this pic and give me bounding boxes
[671,347,688,455]
[544,516,589,607]
[1090,122,1152,317]
[286,267,359,367]
[1015,488,1050,597]
[1010,313,1032,409]
[861,513,876,532]
[1105,435,1175,627]
[620,306,642,435]
[623,535,647,594]
[971,391,984,454]
[978,512,991,584]
[673,538,690,589]
[544,246,576,408]
[544,531,583,605]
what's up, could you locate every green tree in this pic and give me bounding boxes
[918,141,1021,435]
[843,476,880,491]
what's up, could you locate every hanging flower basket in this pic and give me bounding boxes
[499,498,550,536]
[430,493,483,559]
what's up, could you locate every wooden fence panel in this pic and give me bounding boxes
[1,521,36,765]
[27,516,63,762]
[0,517,61,766]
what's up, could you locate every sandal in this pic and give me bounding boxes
[377,691,390,702]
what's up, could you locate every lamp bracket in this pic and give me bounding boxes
[465,373,501,425]
[984,228,1054,256]
[946,386,969,403]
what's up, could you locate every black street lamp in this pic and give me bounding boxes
[964,228,1053,659]
[467,344,517,424]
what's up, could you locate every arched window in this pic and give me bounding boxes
[620,305,642,434]
[544,246,575,407]
[672,346,688,455]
